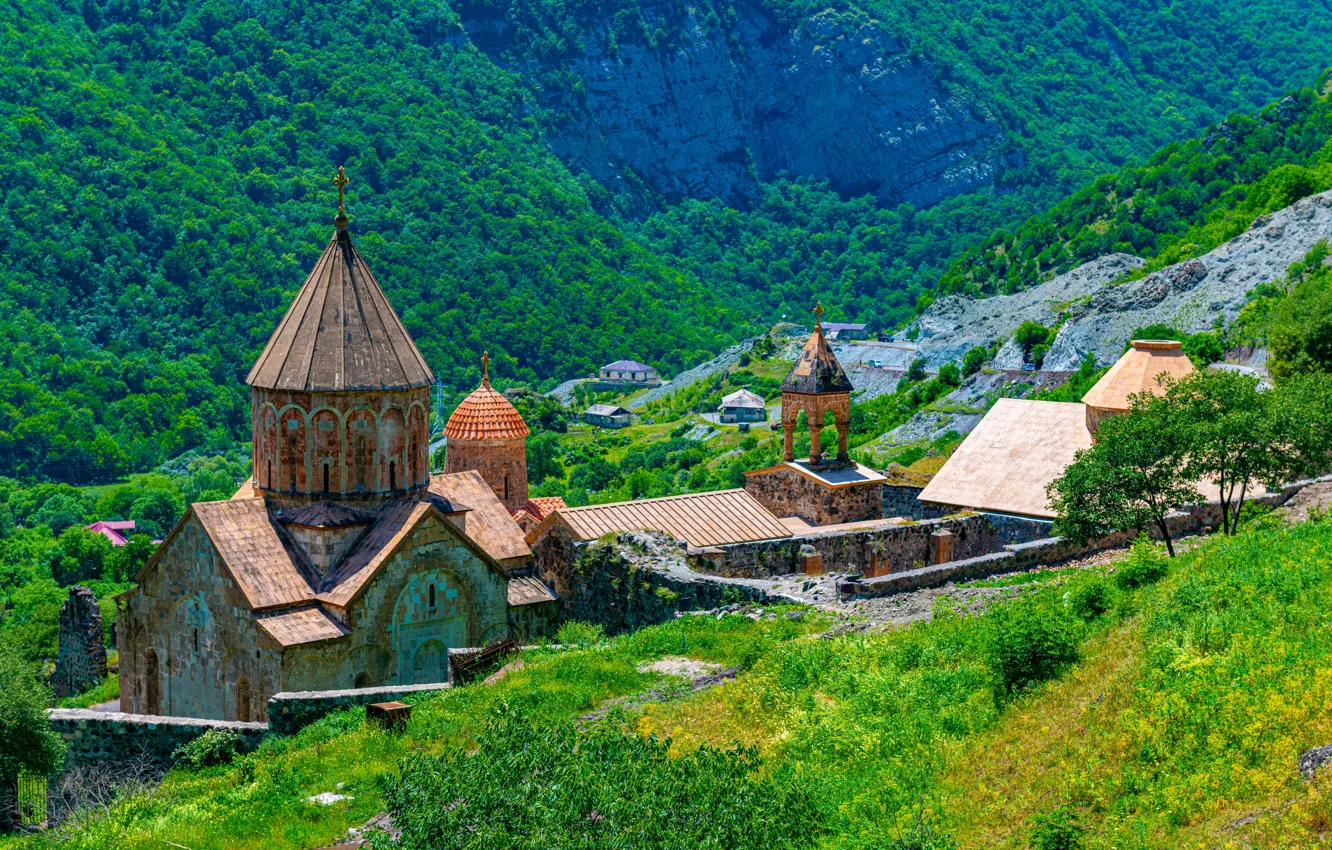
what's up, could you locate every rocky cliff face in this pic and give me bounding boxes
[906,189,1332,368]
[463,2,1004,207]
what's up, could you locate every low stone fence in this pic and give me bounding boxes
[690,512,1051,579]
[267,682,451,736]
[881,485,927,520]
[47,709,268,769]
[839,488,1299,598]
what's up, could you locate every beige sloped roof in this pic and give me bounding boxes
[542,489,792,547]
[246,225,434,392]
[1082,340,1194,412]
[918,398,1093,519]
[256,604,350,646]
[429,471,532,566]
[508,575,557,607]
[191,499,319,610]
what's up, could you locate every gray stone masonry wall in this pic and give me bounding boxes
[52,586,106,699]
[553,537,774,635]
[694,514,999,579]
[882,485,926,519]
[839,488,1299,598]
[47,709,268,769]
[746,465,881,526]
[267,682,451,736]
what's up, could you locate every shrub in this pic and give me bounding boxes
[381,706,820,850]
[883,810,960,849]
[1114,536,1170,590]
[986,601,1080,698]
[1068,577,1112,620]
[172,729,241,770]
[0,650,66,786]
[1029,806,1085,850]
[555,620,606,647]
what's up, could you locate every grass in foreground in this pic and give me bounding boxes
[14,519,1332,849]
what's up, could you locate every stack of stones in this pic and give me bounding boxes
[52,586,106,699]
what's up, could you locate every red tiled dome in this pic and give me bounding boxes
[444,384,530,441]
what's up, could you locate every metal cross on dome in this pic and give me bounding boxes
[814,301,823,328]
[333,166,349,215]
[481,351,491,386]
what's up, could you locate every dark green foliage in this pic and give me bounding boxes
[1068,577,1112,621]
[962,347,988,376]
[1014,321,1052,354]
[526,432,564,486]
[936,362,961,388]
[940,85,1332,297]
[1113,537,1170,591]
[0,649,66,783]
[1123,324,1225,367]
[554,620,606,647]
[1269,242,1332,379]
[1032,353,1107,403]
[172,729,242,771]
[906,358,928,382]
[986,600,1080,698]
[881,811,960,850]
[1029,806,1085,850]
[379,706,821,850]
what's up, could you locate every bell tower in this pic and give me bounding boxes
[779,302,854,470]
[246,168,435,509]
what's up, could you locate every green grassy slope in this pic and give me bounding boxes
[14,518,1332,848]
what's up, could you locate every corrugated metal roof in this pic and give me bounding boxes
[603,360,654,372]
[585,403,630,416]
[1082,339,1195,412]
[918,398,1093,519]
[256,605,350,646]
[552,489,792,547]
[246,226,434,392]
[720,389,766,409]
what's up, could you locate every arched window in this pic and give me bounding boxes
[266,460,272,488]
[428,584,436,608]
[504,474,509,501]
[323,464,330,494]
[389,460,396,491]
[193,628,199,653]
[144,650,161,715]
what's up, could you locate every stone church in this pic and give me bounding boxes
[117,197,557,722]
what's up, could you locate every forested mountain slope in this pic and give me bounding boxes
[1,0,1331,483]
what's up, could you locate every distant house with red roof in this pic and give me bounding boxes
[86,520,137,547]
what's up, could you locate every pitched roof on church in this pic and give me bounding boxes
[256,604,350,647]
[1082,339,1195,412]
[245,226,434,392]
[189,499,318,611]
[917,398,1093,519]
[782,324,853,395]
[430,471,532,566]
[278,501,377,529]
[443,384,530,441]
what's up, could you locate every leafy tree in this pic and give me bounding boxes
[937,362,961,388]
[1013,321,1052,357]
[1166,370,1309,533]
[526,432,564,486]
[128,490,185,540]
[106,534,156,583]
[1048,391,1200,556]
[0,650,65,830]
[568,457,619,493]
[31,493,86,535]
[51,526,112,586]
[906,358,928,382]
[962,346,988,376]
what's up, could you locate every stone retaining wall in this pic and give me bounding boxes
[691,514,999,578]
[839,489,1297,597]
[267,682,451,736]
[47,709,268,768]
[881,485,926,520]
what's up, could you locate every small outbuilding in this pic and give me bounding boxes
[821,322,868,340]
[718,389,767,423]
[598,359,660,386]
[583,403,632,429]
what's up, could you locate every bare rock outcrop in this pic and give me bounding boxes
[52,585,106,699]
[909,189,1332,369]
[464,2,1005,208]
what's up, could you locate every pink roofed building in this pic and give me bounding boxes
[86,520,137,547]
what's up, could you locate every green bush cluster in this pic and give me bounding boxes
[172,729,242,771]
[985,600,1081,699]
[379,706,821,850]
[1114,536,1171,590]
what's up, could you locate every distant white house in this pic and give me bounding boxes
[598,359,660,387]
[822,322,868,341]
[718,389,767,424]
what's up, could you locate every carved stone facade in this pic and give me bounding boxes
[252,386,430,506]
[52,586,107,698]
